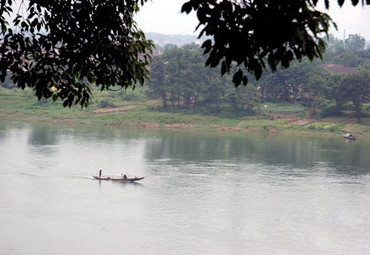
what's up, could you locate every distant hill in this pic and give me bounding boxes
[146,32,201,47]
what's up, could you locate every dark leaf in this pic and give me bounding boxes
[337,0,345,6]
[324,0,329,8]
[181,2,193,14]
[63,100,68,107]
[232,69,243,86]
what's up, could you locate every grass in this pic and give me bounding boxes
[0,87,369,137]
[260,103,307,113]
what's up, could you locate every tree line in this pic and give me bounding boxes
[1,34,369,122]
[146,35,370,122]
[147,44,259,117]
[1,0,367,107]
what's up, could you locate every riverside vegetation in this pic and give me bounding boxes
[1,35,369,137]
[0,86,369,138]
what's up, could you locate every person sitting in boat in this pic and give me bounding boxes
[99,170,102,177]
[123,174,127,179]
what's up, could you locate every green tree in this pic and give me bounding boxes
[359,59,370,70]
[1,0,368,107]
[322,71,370,122]
[147,56,168,108]
[341,71,370,122]
[258,59,320,103]
[305,69,330,117]
[148,45,209,110]
[1,0,153,107]
[322,74,347,112]
[174,45,207,109]
[325,34,346,54]
[225,85,260,116]
[324,34,367,67]
[198,70,231,114]
[258,70,290,102]
[148,45,261,116]
[345,34,366,53]
[181,0,366,87]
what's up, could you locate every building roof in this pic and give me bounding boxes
[322,64,356,74]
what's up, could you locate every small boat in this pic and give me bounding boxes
[343,133,356,140]
[93,175,145,182]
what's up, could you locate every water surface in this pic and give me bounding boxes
[0,121,369,254]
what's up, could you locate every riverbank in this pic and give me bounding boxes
[0,88,369,138]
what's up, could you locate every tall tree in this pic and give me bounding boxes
[148,46,209,110]
[325,34,346,54]
[148,45,261,116]
[258,59,320,103]
[305,69,330,117]
[1,0,369,107]
[341,71,370,122]
[1,0,153,107]
[225,85,259,115]
[148,56,168,108]
[345,34,366,53]
[182,1,369,86]
[322,71,370,122]
[322,74,347,112]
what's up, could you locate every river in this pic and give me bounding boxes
[0,121,369,255]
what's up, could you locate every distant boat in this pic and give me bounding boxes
[93,175,145,182]
[343,133,356,140]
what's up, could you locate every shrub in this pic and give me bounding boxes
[119,90,146,101]
[98,100,116,108]
[319,105,342,118]
[365,104,370,113]
[342,103,355,111]
[307,122,325,130]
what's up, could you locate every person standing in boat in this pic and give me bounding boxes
[99,169,102,177]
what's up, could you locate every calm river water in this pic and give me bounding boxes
[0,121,369,255]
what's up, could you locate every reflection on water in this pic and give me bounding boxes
[145,130,370,175]
[28,124,58,145]
[0,121,369,255]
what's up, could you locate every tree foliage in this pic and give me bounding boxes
[0,0,154,107]
[147,45,260,116]
[344,34,366,52]
[341,71,370,122]
[181,0,366,86]
[0,0,369,108]
[324,33,368,66]
[321,70,370,122]
[258,59,323,103]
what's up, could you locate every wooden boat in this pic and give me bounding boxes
[343,133,356,140]
[93,175,145,182]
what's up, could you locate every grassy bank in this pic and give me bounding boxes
[0,88,369,137]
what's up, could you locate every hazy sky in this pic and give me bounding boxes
[136,0,198,35]
[136,0,370,40]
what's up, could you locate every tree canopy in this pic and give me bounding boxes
[181,0,368,86]
[1,0,153,107]
[147,44,260,116]
[147,41,370,122]
[0,0,369,107]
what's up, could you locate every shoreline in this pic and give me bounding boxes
[0,87,368,138]
[1,113,369,140]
